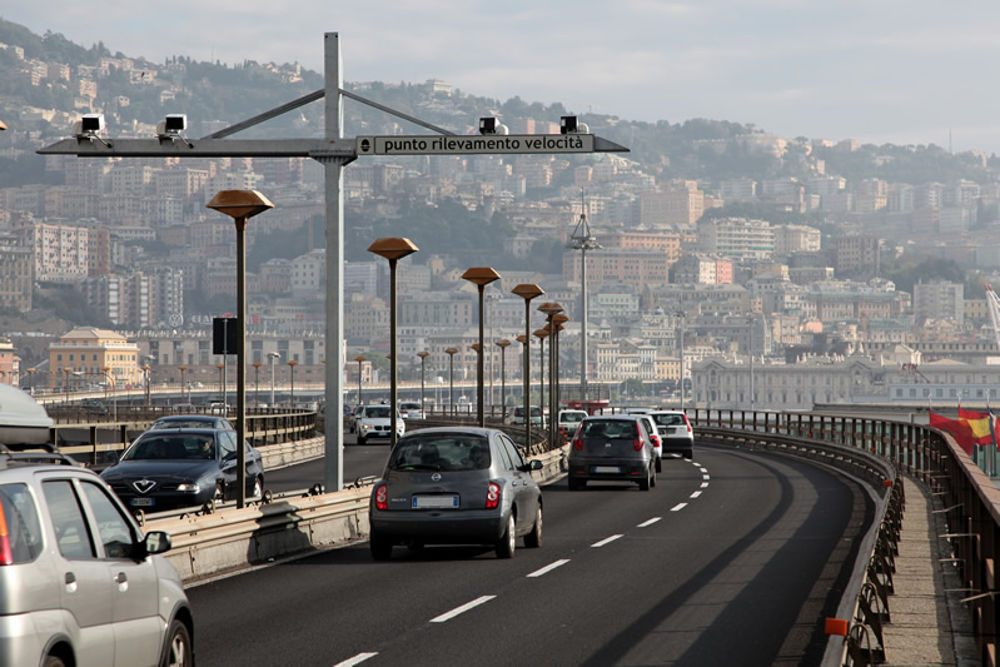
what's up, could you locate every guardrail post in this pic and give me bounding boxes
[119,424,128,450]
[89,425,98,466]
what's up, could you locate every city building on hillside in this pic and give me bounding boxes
[0,234,32,311]
[49,328,140,391]
[697,217,775,261]
[914,280,964,325]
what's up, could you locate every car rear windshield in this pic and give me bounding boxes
[124,434,216,460]
[582,420,637,439]
[365,406,391,418]
[0,483,43,563]
[152,418,220,429]
[388,434,491,471]
[651,413,686,427]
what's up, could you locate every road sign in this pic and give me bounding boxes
[356,133,596,156]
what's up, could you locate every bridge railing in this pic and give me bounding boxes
[690,408,991,667]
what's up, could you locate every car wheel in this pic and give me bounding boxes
[495,513,516,559]
[357,435,366,446]
[639,466,651,491]
[161,618,192,667]
[43,655,66,667]
[684,448,693,460]
[370,533,392,561]
[568,477,585,491]
[524,504,543,548]
[655,457,662,473]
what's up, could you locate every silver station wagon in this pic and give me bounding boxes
[369,427,543,560]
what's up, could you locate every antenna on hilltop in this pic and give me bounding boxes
[567,189,600,401]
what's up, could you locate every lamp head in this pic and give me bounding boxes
[512,283,544,302]
[368,237,419,261]
[207,189,274,220]
[461,266,501,287]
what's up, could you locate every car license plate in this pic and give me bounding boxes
[593,466,621,474]
[412,495,459,509]
[131,497,155,507]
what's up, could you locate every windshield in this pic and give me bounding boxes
[123,434,216,461]
[388,434,490,471]
[561,412,585,424]
[651,413,687,427]
[582,420,637,439]
[364,406,391,418]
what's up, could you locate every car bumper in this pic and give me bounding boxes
[370,508,506,544]
[567,457,649,481]
[660,437,694,454]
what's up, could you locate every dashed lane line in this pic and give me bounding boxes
[637,517,662,527]
[689,490,702,499]
[527,559,571,578]
[671,502,688,512]
[333,652,378,666]
[591,534,624,548]
[430,595,496,623]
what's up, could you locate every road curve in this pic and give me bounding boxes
[187,442,871,666]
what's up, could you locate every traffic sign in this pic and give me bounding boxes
[356,133,596,156]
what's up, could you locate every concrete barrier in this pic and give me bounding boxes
[155,444,568,584]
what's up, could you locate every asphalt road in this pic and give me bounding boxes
[187,441,870,666]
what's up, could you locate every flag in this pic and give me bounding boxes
[930,410,975,456]
[958,407,995,447]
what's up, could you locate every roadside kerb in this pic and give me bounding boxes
[152,443,568,584]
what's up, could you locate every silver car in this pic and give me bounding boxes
[646,410,695,459]
[369,427,543,560]
[0,451,193,666]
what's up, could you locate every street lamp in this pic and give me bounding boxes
[417,351,430,415]
[178,365,188,404]
[495,339,511,420]
[675,312,686,412]
[141,364,151,408]
[268,352,280,407]
[368,237,419,447]
[354,355,366,406]
[62,366,71,404]
[252,361,262,408]
[25,368,36,395]
[288,359,298,409]
[445,347,459,417]
[462,267,501,426]
[512,283,544,450]
[551,313,569,443]
[539,302,564,444]
[216,362,225,406]
[567,192,600,402]
[533,327,549,429]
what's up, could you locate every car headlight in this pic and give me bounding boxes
[176,483,200,492]
[362,423,373,431]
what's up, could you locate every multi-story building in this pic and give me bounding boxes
[913,280,964,325]
[48,327,140,390]
[0,234,32,311]
[833,235,880,277]
[19,221,89,283]
[561,247,671,288]
[773,224,822,256]
[697,217,775,261]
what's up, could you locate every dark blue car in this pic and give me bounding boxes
[100,427,264,512]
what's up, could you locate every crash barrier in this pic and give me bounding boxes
[48,410,319,465]
[690,409,993,667]
[150,444,568,584]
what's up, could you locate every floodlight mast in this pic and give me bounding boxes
[37,32,628,493]
[567,190,600,402]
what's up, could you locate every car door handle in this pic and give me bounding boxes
[114,572,128,584]
[64,572,78,593]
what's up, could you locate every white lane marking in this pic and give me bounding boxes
[702,474,710,480]
[689,490,702,499]
[430,595,496,623]
[637,517,662,528]
[334,653,378,666]
[591,534,624,548]
[527,559,571,578]
[671,502,688,512]
[700,481,709,488]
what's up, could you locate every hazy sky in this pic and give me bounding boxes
[6,2,1000,153]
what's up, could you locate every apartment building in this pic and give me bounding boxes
[49,327,140,390]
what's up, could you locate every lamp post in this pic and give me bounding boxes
[354,355,366,406]
[567,193,600,402]
[288,359,298,409]
[207,188,274,509]
[268,352,280,407]
[141,364,150,409]
[533,327,549,429]
[538,302,564,444]
[252,361,262,408]
[551,313,569,443]
[495,339,511,421]
[512,284,544,449]
[417,351,430,415]
[747,313,755,412]
[675,312,686,412]
[445,347,459,417]
[62,367,71,404]
[26,368,35,395]
[178,365,188,404]
[368,237,419,447]
[216,362,225,405]
[462,267,501,427]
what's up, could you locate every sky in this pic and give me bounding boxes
[6,1,1000,153]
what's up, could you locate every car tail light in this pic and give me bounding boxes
[650,434,661,448]
[374,483,388,511]
[485,482,501,509]
[633,438,643,451]
[573,437,583,451]
[0,503,12,566]
[683,415,692,432]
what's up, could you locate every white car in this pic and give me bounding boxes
[398,402,425,420]
[557,409,588,434]
[356,405,405,445]
[645,410,695,459]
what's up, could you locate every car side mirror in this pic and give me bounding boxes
[521,459,543,472]
[137,530,172,560]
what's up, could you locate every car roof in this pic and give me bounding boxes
[583,414,641,421]
[398,426,497,438]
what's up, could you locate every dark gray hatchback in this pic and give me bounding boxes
[567,415,657,490]
[369,427,543,560]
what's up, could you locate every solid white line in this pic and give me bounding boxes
[671,502,688,512]
[637,517,662,527]
[700,481,709,488]
[527,559,571,578]
[430,595,496,623]
[591,534,624,548]
[333,653,378,667]
[689,490,702,499]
